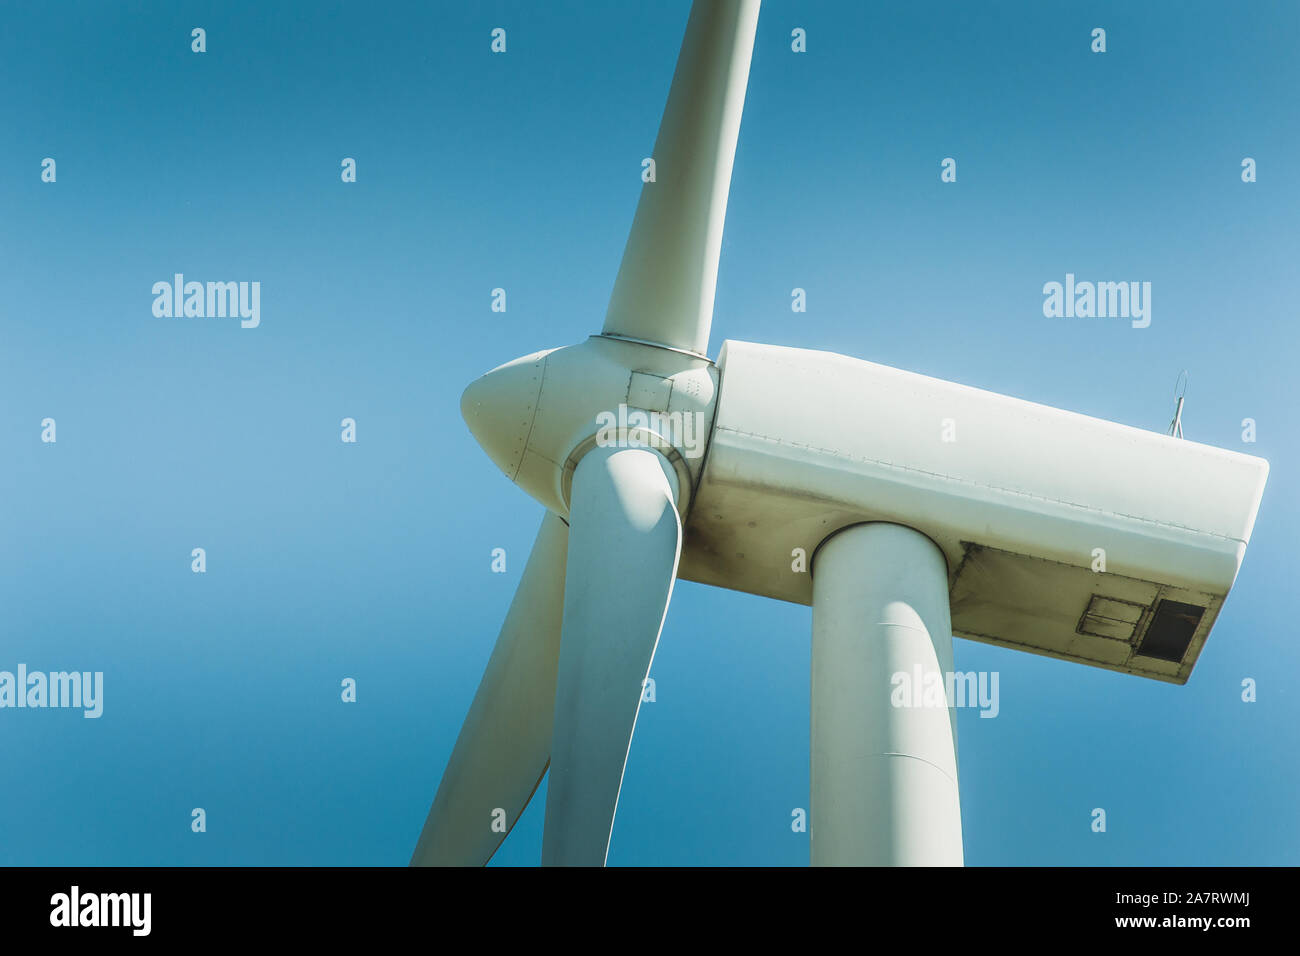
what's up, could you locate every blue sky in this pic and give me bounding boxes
[1,0,1296,865]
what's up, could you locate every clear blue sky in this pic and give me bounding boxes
[1,0,1296,865]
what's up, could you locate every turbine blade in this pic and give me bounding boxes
[410,511,569,866]
[542,447,682,865]
[600,0,760,356]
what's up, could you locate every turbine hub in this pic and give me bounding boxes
[460,336,721,520]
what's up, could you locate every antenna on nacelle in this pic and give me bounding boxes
[1168,370,1188,438]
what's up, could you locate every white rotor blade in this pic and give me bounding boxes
[542,447,682,866]
[410,511,568,866]
[601,0,760,356]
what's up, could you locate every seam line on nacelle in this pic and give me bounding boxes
[711,424,1248,545]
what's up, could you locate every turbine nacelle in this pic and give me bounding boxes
[460,335,719,520]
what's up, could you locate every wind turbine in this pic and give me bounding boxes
[411,0,1269,867]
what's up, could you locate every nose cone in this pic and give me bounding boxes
[460,349,552,481]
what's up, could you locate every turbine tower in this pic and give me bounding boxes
[412,0,1269,866]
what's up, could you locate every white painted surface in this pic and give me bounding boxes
[811,523,963,866]
[679,339,1269,681]
[601,0,760,355]
[543,447,682,866]
[461,336,718,521]
[709,340,1266,589]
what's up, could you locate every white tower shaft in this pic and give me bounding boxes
[811,523,964,866]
